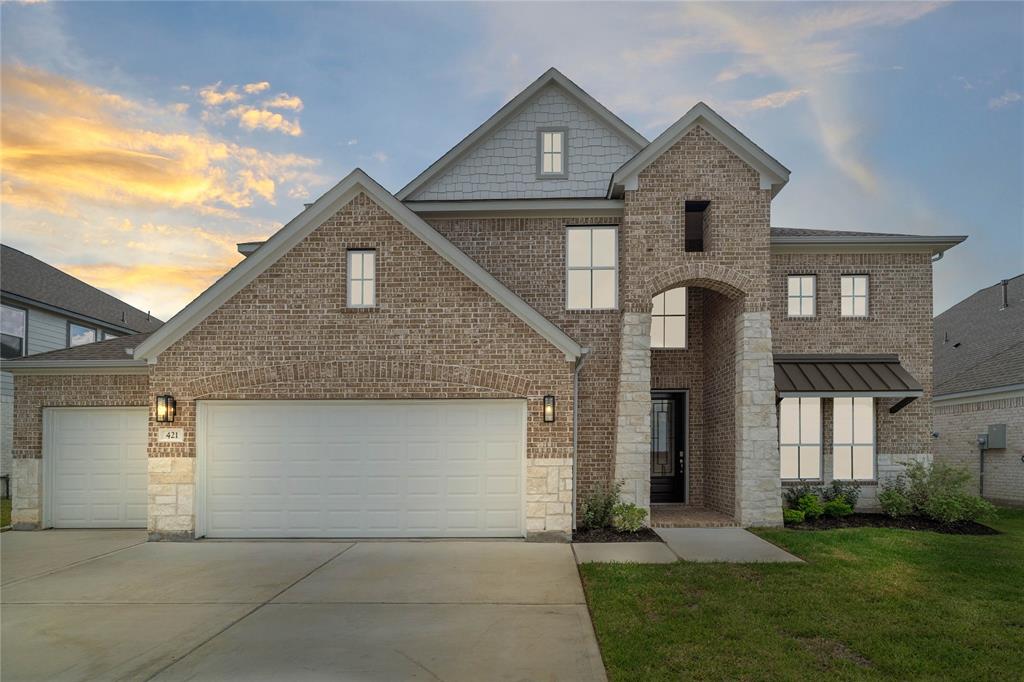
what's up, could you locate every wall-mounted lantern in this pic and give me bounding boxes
[156,395,176,423]
[543,395,556,423]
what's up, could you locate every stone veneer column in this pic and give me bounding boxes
[525,457,573,541]
[613,311,652,512]
[734,310,783,526]
[11,458,41,529]
[148,457,195,541]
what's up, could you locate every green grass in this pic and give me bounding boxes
[580,509,1024,681]
[1,497,10,527]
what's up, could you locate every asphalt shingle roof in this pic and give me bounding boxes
[771,227,927,238]
[1,244,163,333]
[933,274,1024,396]
[4,332,150,362]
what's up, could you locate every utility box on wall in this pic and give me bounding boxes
[987,424,1007,450]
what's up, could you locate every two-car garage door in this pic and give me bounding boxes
[197,400,525,538]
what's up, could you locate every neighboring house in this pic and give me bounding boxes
[933,275,1023,507]
[7,69,965,540]
[0,245,163,497]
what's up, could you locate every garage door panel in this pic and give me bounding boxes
[201,400,524,538]
[47,408,148,529]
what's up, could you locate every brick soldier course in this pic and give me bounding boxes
[7,68,965,539]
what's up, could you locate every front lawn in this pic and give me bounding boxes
[580,509,1024,681]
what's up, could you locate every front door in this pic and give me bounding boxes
[650,392,686,503]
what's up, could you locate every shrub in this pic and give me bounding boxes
[612,503,648,533]
[795,493,825,520]
[822,498,854,518]
[578,481,623,530]
[782,508,806,525]
[881,461,997,524]
[783,484,820,509]
[879,481,913,518]
[822,480,861,508]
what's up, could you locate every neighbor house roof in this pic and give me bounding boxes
[608,102,791,199]
[933,274,1024,397]
[134,169,584,362]
[396,68,649,201]
[3,333,150,373]
[1,245,163,334]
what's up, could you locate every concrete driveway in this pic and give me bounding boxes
[1,531,605,681]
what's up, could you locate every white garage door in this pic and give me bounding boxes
[45,407,148,528]
[198,400,525,538]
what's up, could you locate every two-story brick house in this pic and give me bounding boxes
[7,69,964,540]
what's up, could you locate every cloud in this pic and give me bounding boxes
[371,151,388,163]
[243,81,270,94]
[734,88,809,113]
[346,138,358,146]
[1,63,321,216]
[198,81,242,106]
[264,93,304,111]
[989,90,1022,109]
[228,106,303,136]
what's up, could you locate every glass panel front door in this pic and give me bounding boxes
[650,392,686,503]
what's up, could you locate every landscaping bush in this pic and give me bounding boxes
[795,493,825,520]
[881,461,997,524]
[578,481,623,530]
[783,484,819,509]
[822,498,854,518]
[612,503,648,533]
[782,508,806,525]
[822,480,861,508]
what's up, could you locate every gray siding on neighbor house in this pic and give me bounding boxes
[408,84,639,200]
[26,307,71,355]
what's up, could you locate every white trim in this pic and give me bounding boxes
[397,68,647,201]
[771,235,966,255]
[609,102,790,198]
[404,198,624,218]
[934,384,1024,404]
[134,169,583,362]
[196,402,208,539]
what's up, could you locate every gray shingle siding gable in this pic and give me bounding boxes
[409,84,639,200]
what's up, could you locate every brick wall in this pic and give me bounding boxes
[935,394,1024,506]
[702,291,740,515]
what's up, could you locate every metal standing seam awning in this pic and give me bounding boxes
[773,354,924,414]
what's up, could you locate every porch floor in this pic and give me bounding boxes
[650,504,738,528]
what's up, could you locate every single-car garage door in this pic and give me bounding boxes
[44,407,148,528]
[197,400,525,538]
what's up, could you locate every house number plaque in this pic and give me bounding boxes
[158,428,185,443]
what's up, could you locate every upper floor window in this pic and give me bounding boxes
[787,275,816,317]
[833,397,875,480]
[651,287,687,349]
[68,322,96,347]
[779,397,821,480]
[347,250,376,308]
[567,226,616,310]
[841,275,869,317]
[1,304,27,359]
[538,129,566,177]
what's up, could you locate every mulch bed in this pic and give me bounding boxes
[786,513,999,535]
[572,526,663,543]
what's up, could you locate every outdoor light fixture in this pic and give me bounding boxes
[155,395,176,423]
[543,395,555,423]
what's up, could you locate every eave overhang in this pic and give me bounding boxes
[770,235,967,256]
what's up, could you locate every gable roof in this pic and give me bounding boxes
[396,68,648,201]
[1,245,163,334]
[933,274,1024,397]
[133,169,584,362]
[608,102,790,198]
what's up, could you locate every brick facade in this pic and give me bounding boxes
[935,394,1024,507]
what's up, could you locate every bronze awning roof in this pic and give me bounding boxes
[774,354,924,413]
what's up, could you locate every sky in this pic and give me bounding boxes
[1,1,1021,321]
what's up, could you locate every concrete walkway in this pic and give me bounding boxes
[1,532,606,681]
[656,527,803,563]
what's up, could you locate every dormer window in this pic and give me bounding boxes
[538,128,567,177]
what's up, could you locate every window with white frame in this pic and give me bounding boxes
[787,275,816,317]
[833,397,875,480]
[67,322,96,347]
[651,287,687,349]
[841,275,869,317]
[1,304,26,359]
[347,250,376,307]
[566,226,616,310]
[539,130,565,176]
[779,397,822,480]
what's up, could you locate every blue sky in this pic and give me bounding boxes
[2,1,1021,320]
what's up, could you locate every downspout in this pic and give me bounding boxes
[572,348,592,531]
